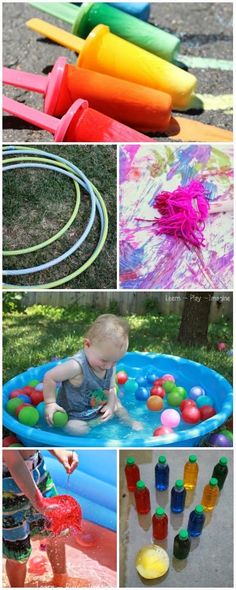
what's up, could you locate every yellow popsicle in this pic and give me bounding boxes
[26,19,196,108]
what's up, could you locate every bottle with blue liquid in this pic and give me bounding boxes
[171,479,186,513]
[187,505,205,537]
[155,455,169,491]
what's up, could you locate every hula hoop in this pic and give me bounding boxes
[3,147,108,289]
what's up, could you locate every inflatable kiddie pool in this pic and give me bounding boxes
[3,352,233,447]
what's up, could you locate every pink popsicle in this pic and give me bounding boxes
[3,95,154,142]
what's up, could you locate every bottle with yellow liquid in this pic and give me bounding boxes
[201,478,219,511]
[183,455,199,490]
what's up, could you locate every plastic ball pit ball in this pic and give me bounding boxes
[3,435,22,447]
[22,386,37,395]
[161,409,180,428]
[135,387,150,401]
[123,379,139,394]
[221,429,233,442]
[153,378,164,386]
[150,385,165,398]
[173,386,187,399]
[18,394,32,404]
[53,411,69,427]
[135,544,169,579]
[209,433,233,447]
[6,398,23,415]
[180,399,197,412]
[10,389,24,399]
[116,371,128,385]
[15,403,31,417]
[35,383,44,391]
[161,374,175,383]
[162,380,175,394]
[167,390,183,407]
[37,401,46,421]
[18,406,40,426]
[196,395,214,408]
[147,396,163,412]
[200,405,216,421]
[136,376,147,387]
[153,426,174,437]
[30,390,44,406]
[189,386,205,401]
[147,371,159,384]
[182,406,201,424]
[28,379,40,388]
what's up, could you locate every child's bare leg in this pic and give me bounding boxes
[5,559,27,587]
[64,419,90,436]
[46,535,66,575]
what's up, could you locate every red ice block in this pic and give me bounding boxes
[44,495,82,535]
[3,59,172,132]
[3,95,154,142]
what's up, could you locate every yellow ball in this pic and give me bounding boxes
[135,544,169,579]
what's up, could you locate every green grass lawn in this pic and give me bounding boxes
[3,305,233,383]
[3,145,117,289]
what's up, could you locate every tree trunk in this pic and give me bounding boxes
[178,292,212,346]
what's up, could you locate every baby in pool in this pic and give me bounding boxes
[43,314,143,435]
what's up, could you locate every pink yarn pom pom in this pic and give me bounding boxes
[151,180,209,248]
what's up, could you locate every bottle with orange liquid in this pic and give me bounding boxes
[201,478,219,511]
[183,455,199,490]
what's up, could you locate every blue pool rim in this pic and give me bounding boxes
[3,352,233,447]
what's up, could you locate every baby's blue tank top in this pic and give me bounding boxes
[57,350,113,421]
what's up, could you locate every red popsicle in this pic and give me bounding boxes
[3,95,154,142]
[3,58,172,132]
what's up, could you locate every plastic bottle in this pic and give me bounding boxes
[3,96,153,143]
[183,454,199,490]
[211,457,228,490]
[152,507,168,540]
[125,457,140,491]
[26,19,196,109]
[134,480,151,514]
[171,479,186,513]
[3,60,172,132]
[155,455,169,491]
[173,529,191,559]
[201,478,219,511]
[187,505,205,537]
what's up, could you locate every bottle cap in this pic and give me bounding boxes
[219,457,228,466]
[195,505,204,514]
[189,454,197,463]
[209,477,218,486]
[136,480,145,490]
[127,457,135,465]
[179,529,188,540]
[159,455,166,464]
[175,479,184,489]
[155,507,165,517]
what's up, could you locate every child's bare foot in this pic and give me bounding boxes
[51,573,91,587]
[131,421,144,431]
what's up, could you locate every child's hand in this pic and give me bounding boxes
[100,403,114,422]
[53,450,79,474]
[131,420,144,431]
[45,402,67,426]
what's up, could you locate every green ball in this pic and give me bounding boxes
[28,379,40,387]
[167,390,183,407]
[163,380,175,394]
[172,386,187,400]
[18,406,39,426]
[53,411,68,427]
[6,398,22,416]
[221,429,233,442]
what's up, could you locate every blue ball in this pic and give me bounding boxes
[189,386,205,401]
[196,395,214,408]
[209,433,233,447]
[136,376,147,387]
[18,394,32,404]
[135,387,149,401]
[146,371,159,384]
[35,382,44,391]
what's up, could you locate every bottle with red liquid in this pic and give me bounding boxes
[152,507,168,540]
[125,457,140,491]
[134,480,151,514]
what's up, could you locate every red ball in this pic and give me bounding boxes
[3,435,20,447]
[200,405,216,421]
[9,389,24,399]
[182,406,201,424]
[150,385,165,398]
[30,390,44,406]
[15,403,31,417]
[153,378,164,386]
[180,399,197,412]
[22,386,36,395]
[116,371,128,385]
[153,426,174,437]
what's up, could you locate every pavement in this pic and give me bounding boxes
[120,449,233,588]
[2,2,233,142]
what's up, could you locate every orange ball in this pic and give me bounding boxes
[147,395,163,411]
